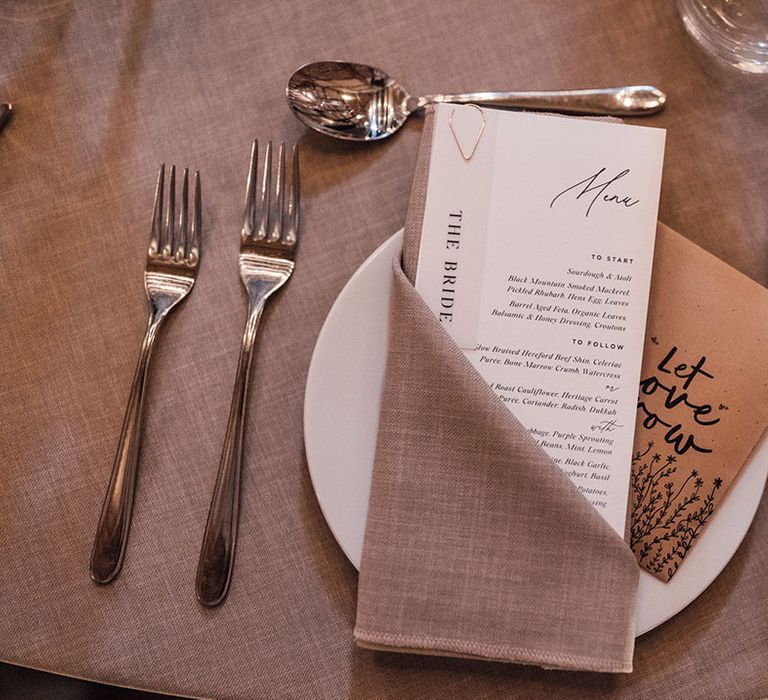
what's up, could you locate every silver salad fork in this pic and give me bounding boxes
[91,165,202,584]
[196,140,299,607]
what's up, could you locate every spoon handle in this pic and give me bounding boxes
[420,86,666,116]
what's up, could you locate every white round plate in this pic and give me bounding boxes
[304,230,768,636]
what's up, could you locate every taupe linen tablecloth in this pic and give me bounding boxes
[1,1,767,698]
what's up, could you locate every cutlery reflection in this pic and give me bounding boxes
[0,103,13,133]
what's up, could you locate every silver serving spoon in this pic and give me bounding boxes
[286,61,666,142]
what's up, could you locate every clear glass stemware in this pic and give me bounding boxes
[678,0,768,73]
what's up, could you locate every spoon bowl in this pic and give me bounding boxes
[286,61,667,142]
[287,62,412,141]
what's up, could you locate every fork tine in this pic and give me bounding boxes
[256,141,272,240]
[149,164,165,256]
[268,143,285,242]
[162,165,176,258]
[175,168,189,262]
[284,145,299,246]
[241,139,258,240]
[189,170,201,265]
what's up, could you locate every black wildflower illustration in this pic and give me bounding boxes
[630,442,722,581]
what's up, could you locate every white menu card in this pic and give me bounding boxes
[415,104,666,535]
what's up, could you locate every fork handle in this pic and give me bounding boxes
[90,317,162,584]
[196,300,266,606]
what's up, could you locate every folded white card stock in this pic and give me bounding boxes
[415,104,666,535]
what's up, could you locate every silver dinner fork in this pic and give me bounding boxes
[91,165,202,584]
[196,140,299,607]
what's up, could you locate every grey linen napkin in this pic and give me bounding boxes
[354,109,639,673]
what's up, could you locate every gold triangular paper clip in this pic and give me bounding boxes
[449,104,486,162]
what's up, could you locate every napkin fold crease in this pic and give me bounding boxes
[354,109,639,673]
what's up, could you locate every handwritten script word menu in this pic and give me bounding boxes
[416,105,665,535]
